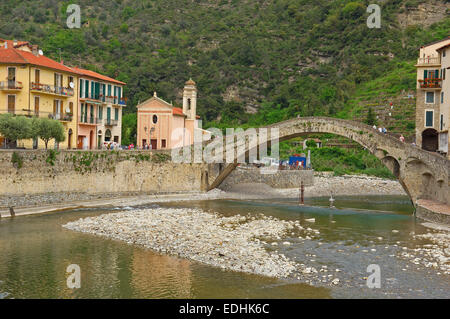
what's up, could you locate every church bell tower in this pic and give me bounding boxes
[182,78,197,120]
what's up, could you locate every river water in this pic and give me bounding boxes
[0,195,448,299]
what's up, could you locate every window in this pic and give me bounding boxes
[98,106,103,120]
[161,139,166,148]
[7,95,15,114]
[426,92,434,104]
[54,100,62,119]
[34,96,39,116]
[80,79,84,97]
[440,114,444,131]
[152,115,158,124]
[443,50,446,57]
[114,107,119,121]
[35,69,40,83]
[441,92,444,104]
[108,84,112,96]
[68,76,74,87]
[90,105,94,123]
[425,110,433,127]
[85,80,89,98]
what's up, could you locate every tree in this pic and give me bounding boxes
[0,114,34,148]
[365,107,377,126]
[35,118,65,149]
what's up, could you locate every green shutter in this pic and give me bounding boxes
[435,70,439,79]
[115,108,119,120]
[85,80,89,98]
[95,82,100,100]
[424,70,428,79]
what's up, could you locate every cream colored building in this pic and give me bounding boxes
[415,36,450,158]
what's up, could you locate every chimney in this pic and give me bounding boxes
[32,45,39,56]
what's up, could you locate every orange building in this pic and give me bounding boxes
[136,79,200,149]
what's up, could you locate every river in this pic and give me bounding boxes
[0,195,449,298]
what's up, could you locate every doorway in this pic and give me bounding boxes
[151,139,157,150]
[422,128,438,152]
[68,129,73,149]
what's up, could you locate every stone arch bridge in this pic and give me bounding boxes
[205,117,450,206]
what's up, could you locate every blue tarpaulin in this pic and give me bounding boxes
[289,156,306,167]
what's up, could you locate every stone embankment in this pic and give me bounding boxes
[63,208,311,278]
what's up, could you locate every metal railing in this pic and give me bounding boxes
[104,119,118,126]
[0,109,73,121]
[31,82,74,97]
[0,81,23,90]
[418,78,442,88]
[79,115,99,124]
[417,57,441,65]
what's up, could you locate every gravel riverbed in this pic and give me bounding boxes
[63,207,323,278]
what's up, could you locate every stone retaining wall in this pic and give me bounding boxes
[219,167,314,191]
[0,150,219,196]
[416,204,450,225]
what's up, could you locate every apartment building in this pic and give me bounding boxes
[70,67,126,149]
[0,39,79,149]
[415,36,450,159]
[0,39,126,150]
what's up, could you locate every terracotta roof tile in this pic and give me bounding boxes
[70,67,126,85]
[0,45,78,74]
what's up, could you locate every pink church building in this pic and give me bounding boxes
[136,79,200,150]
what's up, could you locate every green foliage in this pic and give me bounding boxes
[46,149,58,166]
[0,114,34,145]
[34,118,66,149]
[121,113,137,145]
[365,107,377,126]
[11,152,23,169]
[280,140,395,179]
[305,140,317,148]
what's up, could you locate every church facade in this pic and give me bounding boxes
[136,79,200,150]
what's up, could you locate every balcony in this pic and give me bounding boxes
[79,115,99,125]
[416,57,441,66]
[31,82,74,97]
[419,78,442,89]
[103,96,127,106]
[118,97,127,106]
[0,81,23,91]
[104,119,118,126]
[48,112,73,122]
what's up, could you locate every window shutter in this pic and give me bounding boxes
[435,70,439,79]
[53,100,56,114]
[85,80,89,98]
[80,79,83,98]
[424,70,428,79]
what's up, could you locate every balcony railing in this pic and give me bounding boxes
[31,82,74,97]
[103,96,126,106]
[419,78,442,89]
[79,115,99,125]
[417,57,441,65]
[104,119,118,126]
[0,81,23,90]
[48,112,73,122]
